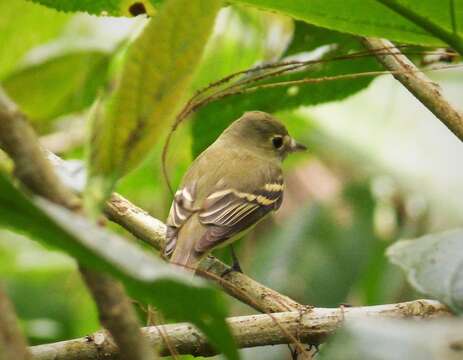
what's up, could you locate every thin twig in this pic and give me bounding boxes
[29,299,451,360]
[153,324,179,360]
[215,63,461,96]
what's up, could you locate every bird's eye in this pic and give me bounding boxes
[272,136,284,149]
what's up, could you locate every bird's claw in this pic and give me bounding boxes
[220,262,243,277]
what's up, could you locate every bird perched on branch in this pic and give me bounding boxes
[164,111,306,272]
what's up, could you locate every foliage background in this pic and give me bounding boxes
[0,0,462,359]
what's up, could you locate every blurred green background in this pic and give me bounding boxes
[1,1,462,358]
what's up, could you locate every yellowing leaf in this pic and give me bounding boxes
[87,0,221,207]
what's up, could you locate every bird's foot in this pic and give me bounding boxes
[230,245,243,272]
[220,262,243,277]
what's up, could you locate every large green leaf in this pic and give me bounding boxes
[320,318,463,360]
[0,0,69,79]
[3,51,110,125]
[0,172,238,359]
[87,0,221,207]
[192,26,380,156]
[387,229,463,313]
[27,0,159,16]
[232,0,463,46]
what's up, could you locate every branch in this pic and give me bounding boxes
[30,299,451,360]
[0,89,78,209]
[0,286,31,360]
[376,0,463,55]
[362,38,463,141]
[105,193,304,313]
[0,88,157,360]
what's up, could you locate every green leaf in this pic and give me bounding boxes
[87,0,221,207]
[387,229,463,313]
[3,51,110,124]
[0,172,238,359]
[0,0,69,79]
[231,0,463,46]
[320,318,463,360]
[192,29,380,156]
[27,0,159,16]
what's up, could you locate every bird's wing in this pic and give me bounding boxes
[195,164,284,254]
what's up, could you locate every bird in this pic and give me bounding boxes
[164,111,307,272]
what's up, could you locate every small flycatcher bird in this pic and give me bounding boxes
[164,111,306,271]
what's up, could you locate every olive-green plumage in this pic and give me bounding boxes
[164,111,306,271]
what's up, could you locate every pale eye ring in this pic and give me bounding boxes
[272,136,284,149]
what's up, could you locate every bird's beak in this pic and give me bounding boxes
[289,137,307,152]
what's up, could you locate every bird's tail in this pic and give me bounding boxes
[169,215,204,272]
[170,247,202,273]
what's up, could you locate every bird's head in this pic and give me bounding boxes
[221,111,307,161]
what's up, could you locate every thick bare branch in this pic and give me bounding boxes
[0,286,31,360]
[362,38,463,141]
[0,88,157,360]
[105,193,304,313]
[0,89,78,209]
[30,299,451,360]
